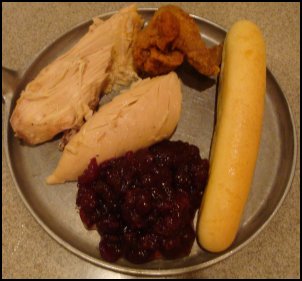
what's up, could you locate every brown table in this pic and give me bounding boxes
[2,2,300,278]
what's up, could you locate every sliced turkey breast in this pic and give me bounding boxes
[47,72,182,184]
[10,5,142,145]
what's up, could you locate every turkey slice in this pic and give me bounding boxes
[10,4,143,145]
[47,72,182,184]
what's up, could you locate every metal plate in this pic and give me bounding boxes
[2,9,297,276]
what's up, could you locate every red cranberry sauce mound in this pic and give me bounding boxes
[76,140,209,264]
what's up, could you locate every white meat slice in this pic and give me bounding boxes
[47,72,182,184]
[10,5,142,145]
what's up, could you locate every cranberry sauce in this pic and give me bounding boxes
[76,140,209,263]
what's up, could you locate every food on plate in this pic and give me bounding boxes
[132,5,223,77]
[8,1,269,262]
[197,20,266,252]
[10,5,143,145]
[47,72,182,184]
[76,140,209,263]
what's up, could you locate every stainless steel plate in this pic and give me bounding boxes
[2,9,297,276]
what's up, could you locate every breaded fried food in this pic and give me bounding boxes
[133,5,223,77]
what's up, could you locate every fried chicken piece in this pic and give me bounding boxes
[133,5,223,77]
